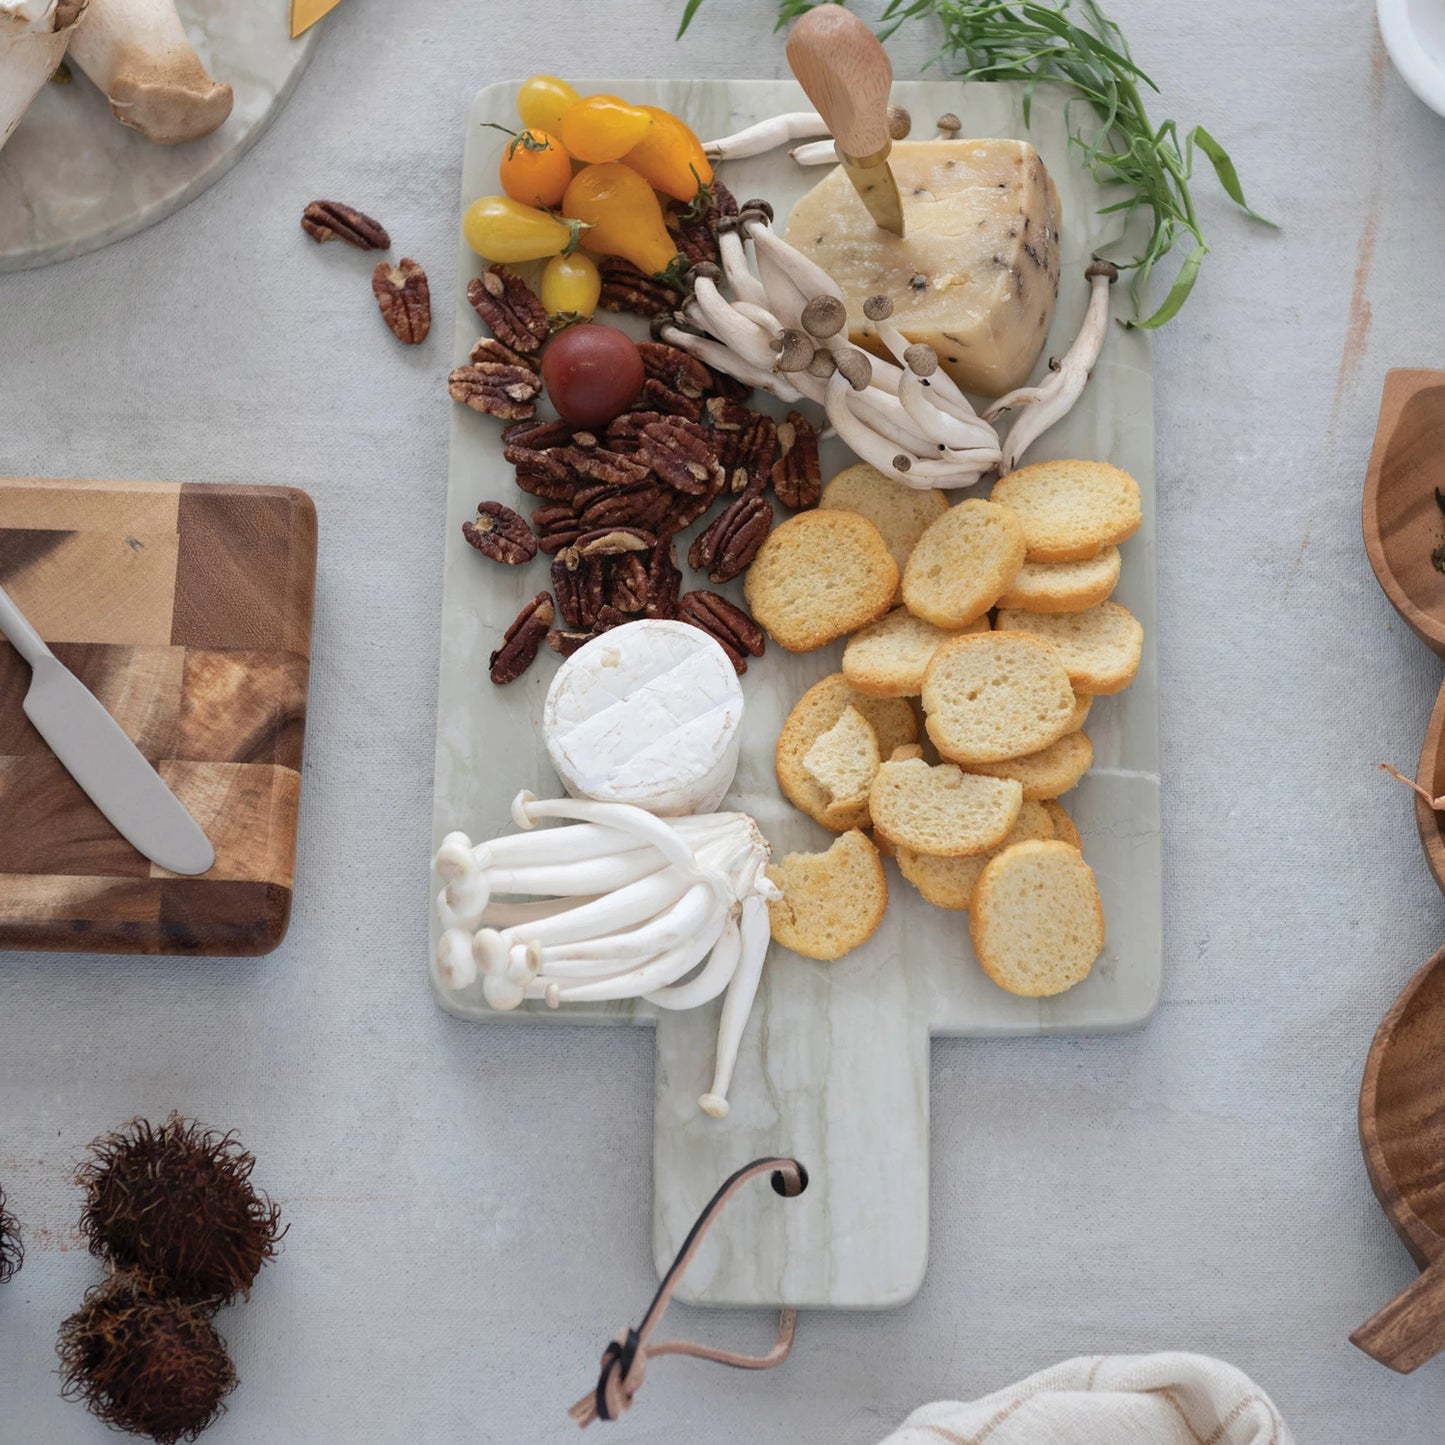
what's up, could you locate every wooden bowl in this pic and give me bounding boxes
[1414,680,1445,896]
[1362,368,1445,657]
[1353,944,1445,1371]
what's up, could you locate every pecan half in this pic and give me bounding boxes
[592,604,633,634]
[640,377,704,421]
[302,200,389,250]
[607,552,651,614]
[490,592,554,685]
[705,400,778,493]
[599,258,681,318]
[576,478,669,532]
[645,539,682,618]
[560,438,651,487]
[532,505,584,554]
[462,501,537,564]
[637,341,714,400]
[373,258,431,345]
[688,492,773,583]
[514,469,578,502]
[639,417,724,496]
[547,629,594,657]
[504,419,577,486]
[603,410,667,455]
[575,527,656,557]
[471,336,539,372]
[656,468,725,535]
[676,591,765,674]
[772,410,822,510]
[468,266,549,354]
[448,361,543,420]
[552,548,605,629]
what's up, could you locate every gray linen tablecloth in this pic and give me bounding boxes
[2,1,1443,1439]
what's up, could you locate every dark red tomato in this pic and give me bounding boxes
[540,323,645,428]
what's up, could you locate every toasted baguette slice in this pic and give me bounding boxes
[996,547,1121,612]
[869,757,1022,857]
[922,631,1075,764]
[777,674,918,831]
[966,731,1093,799]
[767,830,888,960]
[744,510,898,652]
[994,602,1143,695]
[843,609,988,698]
[821,463,949,604]
[895,799,1055,910]
[1042,799,1082,850]
[969,839,1104,996]
[802,704,881,827]
[902,498,1025,628]
[1067,692,1093,732]
[990,460,1142,563]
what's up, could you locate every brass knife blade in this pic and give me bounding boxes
[836,142,905,237]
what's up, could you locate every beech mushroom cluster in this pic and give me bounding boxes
[653,200,1003,489]
[434,791,780,1118]
[0,0,231,157]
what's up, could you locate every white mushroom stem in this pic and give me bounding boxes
[745,216,844,304]
[524,881,724,969]
[700,895,772,1117]
[66,0,232,145]
[702,110,827,159]
[481,849,671,900]
[646,909,742,1010]
[512,791,698,873]
[987,260,1119,474]
[658,324,804,401]
[717,227,770,310]
[686,276,778,371]
[0,0,86,153]
[866,306,993,429]
[789,138,838,166]
[537,927,722,1004]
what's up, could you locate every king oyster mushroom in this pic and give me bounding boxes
[0,0,86,154]
[66,0,231,145]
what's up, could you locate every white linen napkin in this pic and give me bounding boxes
[877,1353,1294,1444]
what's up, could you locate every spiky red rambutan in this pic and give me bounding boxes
[76,1114,284,1305]
[57,1274,237,1444]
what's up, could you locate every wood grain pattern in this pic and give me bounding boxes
[1413,680,1445,898]
[1362,368,1445,657]
[0,478,316,956]
[1352,945,1445,1371]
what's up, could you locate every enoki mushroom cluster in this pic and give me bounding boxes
[57,1115,284,1444]
[435,790,779,1117]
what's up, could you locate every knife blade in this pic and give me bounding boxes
[785,3,906,237]
[0,583,214,876]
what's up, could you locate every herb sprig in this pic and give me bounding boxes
[676,0,1271,327]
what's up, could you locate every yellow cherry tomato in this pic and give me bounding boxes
[560,95,654,164]
[621,106,713,202]
[463,196,581,263]
[564,163,681,277]
[496,128,573,209]
[517,74,580,135]
[540,252,602,319]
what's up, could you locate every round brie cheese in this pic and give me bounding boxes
[543,620,745,816]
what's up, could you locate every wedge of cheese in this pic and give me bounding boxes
[784,138,1062,398]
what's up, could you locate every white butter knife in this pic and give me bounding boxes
[0,583,215,876]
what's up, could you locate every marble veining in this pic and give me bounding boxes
[429,79,1159,1309]
[0,0,316,272]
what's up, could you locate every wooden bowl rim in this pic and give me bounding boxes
[1362,367,1445,659]
[1414,678,1445,898]
[1360,942,1445,1266]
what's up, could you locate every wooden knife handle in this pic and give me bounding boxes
[1352,1262,1445,1373]
[786,4,894,163]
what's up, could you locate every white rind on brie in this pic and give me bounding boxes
[543,619,745,817]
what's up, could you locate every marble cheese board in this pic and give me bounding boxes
[429,78,1160,1309]
[0,0,316,273]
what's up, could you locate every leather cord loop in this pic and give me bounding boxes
[569,1156,806,1427]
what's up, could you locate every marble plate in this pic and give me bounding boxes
[430,79,1160,1308]
[0,0,316,273]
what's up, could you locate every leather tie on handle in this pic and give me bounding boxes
[569,1156,807,1427]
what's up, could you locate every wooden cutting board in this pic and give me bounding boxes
[0,478,317,955]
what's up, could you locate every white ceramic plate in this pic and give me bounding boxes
[429,79,1160,1308]
[1378,0,1445,118]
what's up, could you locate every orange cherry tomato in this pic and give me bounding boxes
[621,106,713,202]
[560,95,653,164]
[496,128,573,209]
[564,163,681,278]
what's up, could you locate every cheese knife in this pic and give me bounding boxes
[786,3,906,238]
[0,583,214,876]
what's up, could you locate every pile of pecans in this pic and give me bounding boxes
[452,263,821,686]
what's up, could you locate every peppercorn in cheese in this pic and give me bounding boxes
[783,139,1061,398]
